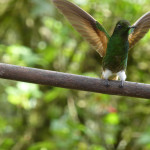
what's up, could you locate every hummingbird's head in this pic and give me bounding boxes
[113,20,135,36]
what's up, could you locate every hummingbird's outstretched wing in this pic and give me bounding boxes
[128,12,150,48]
[52,0,110,57]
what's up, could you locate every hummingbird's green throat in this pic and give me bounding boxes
[53,0,150,87]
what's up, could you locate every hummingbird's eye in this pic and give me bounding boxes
[117,24,122,29]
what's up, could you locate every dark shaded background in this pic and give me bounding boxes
[0,0,150,149]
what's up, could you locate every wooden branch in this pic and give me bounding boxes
[0,63,149,99]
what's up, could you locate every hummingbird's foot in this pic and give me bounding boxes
[105,79,110,87]
[119,80,124,88]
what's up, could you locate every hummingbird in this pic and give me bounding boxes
[52,0,150,87]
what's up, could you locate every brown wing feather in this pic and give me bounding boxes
[129,12,150,48]
[52,0,108,57]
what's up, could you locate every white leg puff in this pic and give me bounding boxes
[117,70,126,87]
[102,69,113,79]
[117,70,126,81]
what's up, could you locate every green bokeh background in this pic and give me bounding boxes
[0,0,150,150]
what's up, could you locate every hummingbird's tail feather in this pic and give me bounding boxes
[110,75,118,80]
[101,74,118,80]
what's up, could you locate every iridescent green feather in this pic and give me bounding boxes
[96,21,110,39]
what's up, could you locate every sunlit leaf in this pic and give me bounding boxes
[104,113,119,125]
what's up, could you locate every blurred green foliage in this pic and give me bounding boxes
[0,0,150,150]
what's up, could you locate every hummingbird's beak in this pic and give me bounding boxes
[129,25,136,29]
